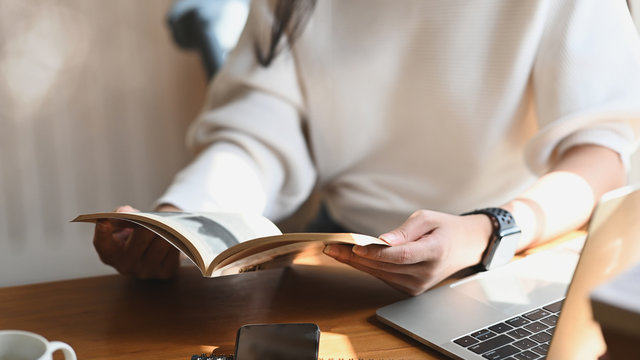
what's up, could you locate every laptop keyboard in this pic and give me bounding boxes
[452,299,563,359]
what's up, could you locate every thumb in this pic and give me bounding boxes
[379,210,439,245]
[379,229,409,246]
[114,205,139,213]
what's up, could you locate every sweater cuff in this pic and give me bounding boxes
[556,123,635,170]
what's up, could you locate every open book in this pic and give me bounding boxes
[72,211,389,277]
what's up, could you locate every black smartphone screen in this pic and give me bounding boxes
[234,323,320,360]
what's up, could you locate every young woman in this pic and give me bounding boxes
[94,0,640,295]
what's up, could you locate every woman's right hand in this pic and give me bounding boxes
[92,205,181,279]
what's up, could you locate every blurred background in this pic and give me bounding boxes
[0,0,209,286]
[1,0,639,287]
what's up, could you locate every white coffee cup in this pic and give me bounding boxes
[0,330,76,360]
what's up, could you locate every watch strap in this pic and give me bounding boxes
[462,207,521,270]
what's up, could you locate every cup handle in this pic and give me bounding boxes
[47,341,77,360]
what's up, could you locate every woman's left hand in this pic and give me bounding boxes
[323,209,492,295]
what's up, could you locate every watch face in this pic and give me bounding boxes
[463,207,521,270]
[499,226,522,238]
[484,232,521,270]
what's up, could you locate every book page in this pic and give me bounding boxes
[208,232,388,276]
[212,242,327,276]
[72,211,282,274]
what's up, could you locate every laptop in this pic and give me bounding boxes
[376,185,640,360]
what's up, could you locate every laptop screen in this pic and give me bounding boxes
[548,185,640,359]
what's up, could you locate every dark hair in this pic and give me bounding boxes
[255,0,317,66]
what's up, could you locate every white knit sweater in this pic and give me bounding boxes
[158,0,640,236]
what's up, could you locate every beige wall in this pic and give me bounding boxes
[0,0,207,286]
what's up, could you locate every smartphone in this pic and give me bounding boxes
[234,323,320,360]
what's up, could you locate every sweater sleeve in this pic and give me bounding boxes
[526,0,640,174]
[156,0,316,221]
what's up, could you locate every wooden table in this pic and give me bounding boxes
[0,262,448,360]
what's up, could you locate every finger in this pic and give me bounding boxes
[114,205,139,213]
[119,228,155,274]
[352,236,444,265]
[324,243,429,274]
[109,205,140,231]
[328,248,421,274]
[159,247,181,279]
[93,220,128,266]
[344,260,419,293]
[379,210,440,245]
[325,246,436,295]
[109,220,134,232]
[93,219,113,252]
[358,264,436,296]
[135,239,177,279]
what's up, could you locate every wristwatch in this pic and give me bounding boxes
[462,207,521,271]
